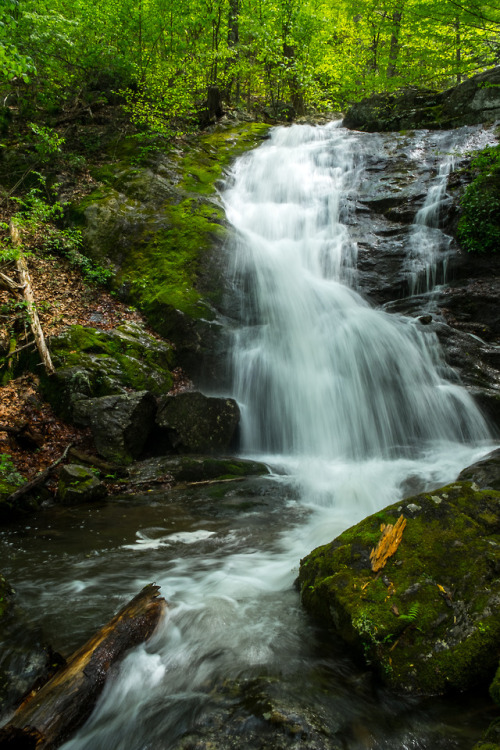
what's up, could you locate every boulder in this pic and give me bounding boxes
[57,464,108,505]
[343,66,500,132]
[299,480,500,695]
[73,391,157,464]
[156,391,240,453]
[458,449,500,490]
[44,323,173,420]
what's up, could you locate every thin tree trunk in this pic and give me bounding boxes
[10,221,55,376]
[387,9,403,79]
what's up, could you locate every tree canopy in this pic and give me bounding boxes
[1,0,499,129]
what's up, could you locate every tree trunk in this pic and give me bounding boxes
[0,584,167,749]
[10,222,55,376]
[387,9,403,79]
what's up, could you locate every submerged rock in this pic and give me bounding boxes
[57,464,108,505]
[299,481,500,695]
[156,391,240,454]
[128,454,268,486]
[0,573,63,717]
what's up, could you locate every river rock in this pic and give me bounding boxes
[458,449,500,490]
[0,574,63,716]
[299,480,500,695]
[57,464,108,505]
[73,391,157,464]
[343,66,500,132]
[155,391,240,453]
[128,455,268,487]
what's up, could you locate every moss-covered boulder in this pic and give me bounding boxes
[156,391,240,454]
[57,464,108,505]
[299,481,500,695]
[72,121,270,380]
[44,322,173,420]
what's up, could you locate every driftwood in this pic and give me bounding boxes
[5,444,72,506]
[0,583,167,749]
[10,222,55,376]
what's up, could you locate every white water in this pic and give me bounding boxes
[405,133,457,295]
[60,124,495,749]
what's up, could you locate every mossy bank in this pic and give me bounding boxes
[72,121,270,378]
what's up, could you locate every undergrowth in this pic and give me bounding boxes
[458,144,500,253]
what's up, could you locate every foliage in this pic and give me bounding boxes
[0,454,24,486]
[0,0,498,126]
[458,145,500,253]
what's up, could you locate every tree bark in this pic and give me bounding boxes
[0,584,167,749]
[387,9,403,78]
[10,221,55,376]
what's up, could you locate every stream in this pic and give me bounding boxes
[1,122,499,748]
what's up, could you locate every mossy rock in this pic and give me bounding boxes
[71,122,270,372]
[57,464,108,505]
[299,481,500,695]
[128,455,268,486]
[44,322,173,419]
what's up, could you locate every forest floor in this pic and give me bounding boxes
[0,107,167,486]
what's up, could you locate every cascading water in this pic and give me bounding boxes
[405,131,459,296]
[5,123,496,750]
[228,123,490,502]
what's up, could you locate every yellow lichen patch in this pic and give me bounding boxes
[370,515,407,572]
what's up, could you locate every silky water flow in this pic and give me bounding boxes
[37,123,496,748]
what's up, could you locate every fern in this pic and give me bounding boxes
[399,602,420,624]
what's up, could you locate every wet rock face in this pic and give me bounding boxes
[343,66,500,132]
[156,391,240,454]
[299,480,500,695]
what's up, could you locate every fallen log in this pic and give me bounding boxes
[0,583,167,749]
[5,443,73,506]
[10,221,55,376]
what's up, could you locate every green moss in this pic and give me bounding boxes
[74,122,270,332]
[300,482,500,694]
[47,324,173,401]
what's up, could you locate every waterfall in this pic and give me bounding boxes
[226,123,490,480]
[405,132,459,296]
[57,123,495,750]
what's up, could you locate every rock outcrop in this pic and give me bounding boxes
[344,66,500,132]
[73,391,157,464]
